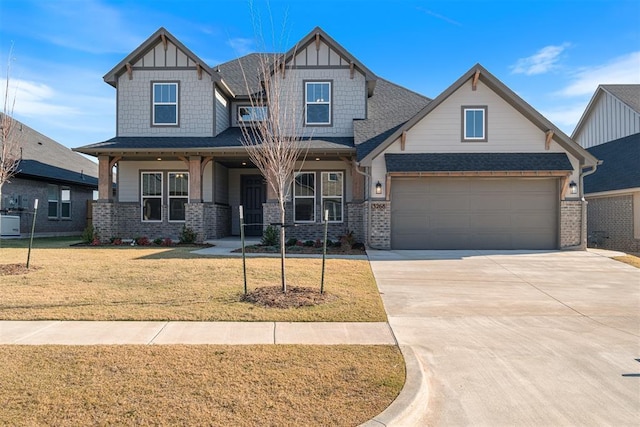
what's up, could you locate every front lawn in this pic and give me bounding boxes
[613,254,640,269]
[0,345,404,426]
[0,241,385,321]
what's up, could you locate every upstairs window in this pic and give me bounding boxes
[238,106,268,124]
[152,82,178,125]
[462,106,487,141]
[305,81,331,125]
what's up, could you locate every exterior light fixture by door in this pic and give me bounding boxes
[569,181,577,195]
[375,181,383,195]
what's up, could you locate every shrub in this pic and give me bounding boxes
[261,225,279,247]
[136,236,151,246]
[153,237,163,245]
[340,230,356,247]
[90,237,101,246]
[314,239,323,248]
[81,225,97,244]
[180,225,197,244]
[286,237,298,247]
[111,237,123,245]
[295,240,304,247]
[161,237,174,247]
[303,240,314,247]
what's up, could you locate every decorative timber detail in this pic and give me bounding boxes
[472,70,480,91]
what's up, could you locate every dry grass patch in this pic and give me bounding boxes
[613,254,640,269]
[0,245,385,321]
[0,345,404,426]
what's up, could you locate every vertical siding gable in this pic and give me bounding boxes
[575,91,640,148]
[289,40,353,68]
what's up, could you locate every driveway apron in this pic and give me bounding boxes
[368,249,640,426]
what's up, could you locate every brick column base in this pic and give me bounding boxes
[368,201,391,249]
[92,201,115,243]
[185,203,205,243]
[560,200,586,249]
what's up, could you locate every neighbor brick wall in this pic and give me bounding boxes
[587,195,640,252]
[560,200,586,249]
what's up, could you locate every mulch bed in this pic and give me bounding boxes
[241,286,338,309]
[0,264,38,276]
[234,244,366,255]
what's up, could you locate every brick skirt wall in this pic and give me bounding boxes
[587,195,640,252]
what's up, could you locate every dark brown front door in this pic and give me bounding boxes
[241,175,266,236]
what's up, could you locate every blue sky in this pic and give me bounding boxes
[0,0,638,150]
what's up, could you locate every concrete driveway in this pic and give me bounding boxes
[368,249,640,426]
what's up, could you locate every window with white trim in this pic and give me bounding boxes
[321,172,343,222]
[47,185,59,218]
[238,105,268,123]
[141,172,163,222]
[152,82,178,125]
[60,188,71,219]
[294,172,315,222]
[462,106,487,141]
[305,82,331,125]
[168,172,189,222]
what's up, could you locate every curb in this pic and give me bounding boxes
[360,345,429,427]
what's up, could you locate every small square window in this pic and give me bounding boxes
[462,106,487,141]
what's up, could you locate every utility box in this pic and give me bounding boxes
[0,215,20,237]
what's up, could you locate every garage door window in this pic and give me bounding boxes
[462,106,487,141]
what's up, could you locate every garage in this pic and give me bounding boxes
[390,177,559,250]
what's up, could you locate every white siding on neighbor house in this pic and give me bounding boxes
[117,69,213,137]
[118,161,187,202]
[369,79,582,198]
[274,68,367,138]
[574,91,640,148]
[215,88,229,136]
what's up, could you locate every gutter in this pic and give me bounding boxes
[577,159,603,249]
[354,161,374,248]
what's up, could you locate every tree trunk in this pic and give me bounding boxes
[280,199,286,293]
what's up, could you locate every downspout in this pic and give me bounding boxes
[578,160,603,248]
[353,160,373,247]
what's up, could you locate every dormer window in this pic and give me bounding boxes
[238,106,268,124]
[462,106,487,141]
[305,81,332,126]
[152,82,179,126]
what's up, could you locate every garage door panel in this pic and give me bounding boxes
[391,177,558,250]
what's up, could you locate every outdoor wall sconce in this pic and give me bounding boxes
[569,181,577,195]
[375,181,383,194]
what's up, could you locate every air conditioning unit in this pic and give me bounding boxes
[0,215,20,237]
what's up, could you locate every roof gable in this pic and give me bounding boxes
[359,63,597,167]
[103,27,214,87]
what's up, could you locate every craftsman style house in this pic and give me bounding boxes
[75,27,597,250]
[573,85,640,252]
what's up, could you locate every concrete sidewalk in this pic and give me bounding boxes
[0,321,396,345]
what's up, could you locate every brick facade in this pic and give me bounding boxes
[367,201,391,249]
[587,195,640,252]
[560,200,586,249]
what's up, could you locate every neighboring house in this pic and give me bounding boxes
[573,84,640,252]
[1,117,99,237]
[75,27,597,250]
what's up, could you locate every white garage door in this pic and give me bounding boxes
[391,177,558,250]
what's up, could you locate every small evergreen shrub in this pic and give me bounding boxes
[180,225,197,244]
[81,225,97,244]
[286,237,298,247]
[303,240,314,247]
[261,225,279,247]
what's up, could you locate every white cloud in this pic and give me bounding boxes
[557,51,640,97]
[511,43,571,75]
[228,37,255,56]
[1,78,81,118]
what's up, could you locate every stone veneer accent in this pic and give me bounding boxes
[587,195,640,252]
[560,200,586,249]
[367,201,391,249]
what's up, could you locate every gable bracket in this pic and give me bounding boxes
[349,62,355,79]
[201,156,213,175]
[109,156,122,169]
[178,156,189,167]
[545,130,554,150]
[560,174,571,201]
[280,61,286,79]
[400,131,407,151]
[472,70,480,91]
[125,63,133,80]
[160,34,168,51]
[196,63,203,80]
[315,33,321,51]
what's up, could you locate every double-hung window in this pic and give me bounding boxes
[60,188,71,219]
[305,81,331,125]
[321,172,343,222]
[47,185,71,219]
[141,172,163,222]
[168,172,189,222]
[48,185,59,218]
[152,82,178,125]
[294,172,315,222]
[462,106,487,141]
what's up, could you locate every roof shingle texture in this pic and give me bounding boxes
[355,79,431,160]
[585,132,640,193]
[602,85,640,113]
[385,152,574,172]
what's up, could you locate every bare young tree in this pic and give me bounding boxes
[0,49,22,214]
[238,43,306,293]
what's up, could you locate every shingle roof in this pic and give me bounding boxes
[601,85,640,113]
[355,79,431,160]
[217,53,274,97]
[584,132,640,193]
[6,116,98,187]
[76,127,354,154]
[385,152,574,172]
